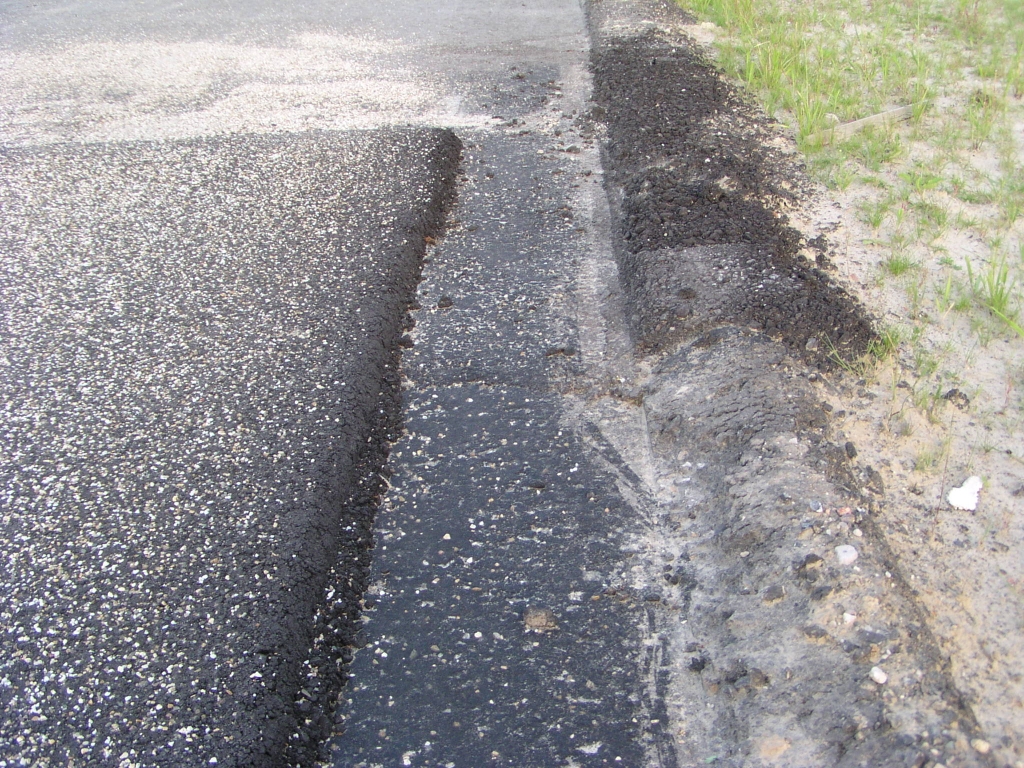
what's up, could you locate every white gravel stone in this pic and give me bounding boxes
[971,738,991,755]
[948,476,983,511]
[835,544,859,565]
[870,666,888,685]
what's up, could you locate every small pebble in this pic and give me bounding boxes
[523,606,558,632]
[835,544,859,565]
[970,739,991,755]
[870,666,888,685]
[948,476,982,511]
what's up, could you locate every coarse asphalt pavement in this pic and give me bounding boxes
[1,130,459,765]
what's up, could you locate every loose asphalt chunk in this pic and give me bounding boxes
[0,128,460,767]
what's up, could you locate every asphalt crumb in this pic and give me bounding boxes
[590,31,874,363]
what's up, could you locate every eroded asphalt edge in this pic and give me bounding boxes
[329,49,679,768]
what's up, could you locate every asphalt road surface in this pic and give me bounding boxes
[1,127,461,764]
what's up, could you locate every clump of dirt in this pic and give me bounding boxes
[590,32,873,360]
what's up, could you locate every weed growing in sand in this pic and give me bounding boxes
[824,325,902,375]
[870,325,903,360]
[882,253,919,278]
[859,196,892,229]
[966,255,1022,333]
[914,442,946,472]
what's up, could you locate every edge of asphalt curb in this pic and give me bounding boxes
[275,128,464,766]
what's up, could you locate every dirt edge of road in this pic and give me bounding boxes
[584,0,996,764]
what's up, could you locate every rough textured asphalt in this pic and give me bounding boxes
[0,131,459,765]
[591,30,873,360]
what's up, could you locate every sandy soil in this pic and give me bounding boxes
[674,18,1024,767]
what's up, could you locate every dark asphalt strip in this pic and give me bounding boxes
[0,128,460,767]
[330,130,675,766]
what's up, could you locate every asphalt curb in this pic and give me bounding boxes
[263,128,463,766]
